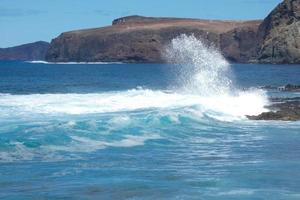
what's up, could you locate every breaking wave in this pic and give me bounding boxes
[0,88,267,120]
[27,61,123,64]
[0,35,272,163]
[1,35,269,121]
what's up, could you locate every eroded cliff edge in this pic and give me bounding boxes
[46,0,300,64]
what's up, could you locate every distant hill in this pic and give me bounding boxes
[2,0,299,64]
[45,0,300,64]
[45,16,261,63]
[0,41,49,61]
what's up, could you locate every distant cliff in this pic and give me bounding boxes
[45,0,300,64]
[45,16,261,63]
[0,41,49,61]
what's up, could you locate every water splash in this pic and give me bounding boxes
[165,34,233,96]
[0,35,269,122]
[163,34,269,118]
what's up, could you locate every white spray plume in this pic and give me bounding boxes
[165,34,233,96]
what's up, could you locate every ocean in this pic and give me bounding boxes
[1,36,300,199]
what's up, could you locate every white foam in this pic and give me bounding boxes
[27,60,49,64]
[109,115,132,128]
[3,35,270,121]
[164,34,270,120]
[44,134,161,153]
[0,88,268,121]
[0,133,162,162]
[26,61,123,64]
[0,142,34,162]
[218,189,255,196]
[109,134,161,147]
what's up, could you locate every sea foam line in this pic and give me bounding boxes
[0,88,268,120]
[26,61,124,64]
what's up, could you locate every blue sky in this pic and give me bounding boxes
[0,0,282,47]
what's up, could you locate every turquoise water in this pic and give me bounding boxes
[0,59,300,199]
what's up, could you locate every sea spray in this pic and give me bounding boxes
[0,35,269,121]
[165,34,233,96]
[164,34,269,119]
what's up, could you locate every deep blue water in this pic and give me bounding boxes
[0,61,300,200]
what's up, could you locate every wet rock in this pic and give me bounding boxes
[260,84,300,91]
[280,84,300,91]
[247,98,300,121]
[260,85,278,90]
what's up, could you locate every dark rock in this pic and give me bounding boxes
[220,25,259,63]
[260,84,300,91]
[271,97,300,102]
[0,41,49,61]
[280,84,300,91]
[260,85,278,90]
[112,15,195,25]
[257,0,300,64]
[247,98,300,121]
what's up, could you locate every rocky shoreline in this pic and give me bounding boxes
[261,84,300,92]
[247,98,300,121]
[247,85,300,121]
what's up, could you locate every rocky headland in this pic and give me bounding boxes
[1,0,299,64]
[45,16,261,63]
[44,0,300,64]
[0,41,49,61]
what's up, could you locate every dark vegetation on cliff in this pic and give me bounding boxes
[0,41,49,61]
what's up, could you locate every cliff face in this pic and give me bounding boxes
[220,26,260,63]
[257,0,300,63]
[0,41,49,61]
[46,16,261,63]
[45,0,300,64]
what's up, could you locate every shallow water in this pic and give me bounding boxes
[0,60,300,199]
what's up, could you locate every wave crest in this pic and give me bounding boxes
[0,88,268,120]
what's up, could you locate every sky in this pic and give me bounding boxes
[0,0,282,48]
